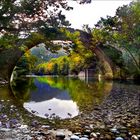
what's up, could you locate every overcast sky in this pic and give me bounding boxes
[63,0,132,29]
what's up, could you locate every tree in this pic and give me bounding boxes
[0,0,71,35]
[0,0,92,36]
[92,1,140,79]
[82,24,91,34]
[15,51,37,75]
[115,2,140,72]
[61,58,69,75]
[0,0,92,81]
[53,63,58,75]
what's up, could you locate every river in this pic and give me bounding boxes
[0,76,140,132]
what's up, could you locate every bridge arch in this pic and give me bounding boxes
[0,28,116,81]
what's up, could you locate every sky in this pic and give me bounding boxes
[63,0,132,29]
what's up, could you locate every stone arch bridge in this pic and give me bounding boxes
[0,28,118,82]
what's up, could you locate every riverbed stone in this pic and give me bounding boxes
[25,135,33,140]
[131,135,138,140]
[84,129,91,136]
[70,134,80,140]
[115,137,124,140]
[110,128,118,133]
[19,124,28,129]
[74,132,81,136]
[56,131,65,139]
[41,125,50,129]
[79,137,89,140]
[83,135,89,138]
[90,132,97,138]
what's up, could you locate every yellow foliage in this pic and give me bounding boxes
[73,56,81,63]
[47,62,54,71]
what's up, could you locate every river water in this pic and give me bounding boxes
[10,76,112,119]
[0,76,140,130]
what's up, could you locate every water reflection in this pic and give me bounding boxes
[24,99,78,119]
[11,76,113,119]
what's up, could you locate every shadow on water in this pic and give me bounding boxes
[0,85,15,101]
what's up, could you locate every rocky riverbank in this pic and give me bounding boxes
[0,123,140,140]
[0,82,140,139]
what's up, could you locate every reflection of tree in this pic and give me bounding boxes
[10,50,38,102]
[37,77,112,112]
[11,77,37,102]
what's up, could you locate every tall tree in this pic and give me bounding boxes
[0,0,92,36]
[92,1,140,78]
[0,0,92,80]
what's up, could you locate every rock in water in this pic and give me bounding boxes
[131,135,138,140]
[110,128,119,133]
[115,137,124,140]
[90,132,97,139]
[79,137,89,140]
[41,125,50,129]
[70,135,80,140]
[56,131,65,139]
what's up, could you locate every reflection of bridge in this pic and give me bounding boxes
[78,68,102,83]
[0,27,117,81]
[78,69,96,78]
